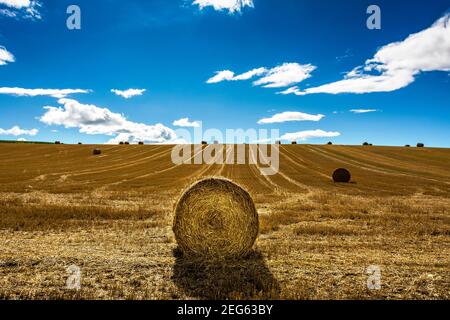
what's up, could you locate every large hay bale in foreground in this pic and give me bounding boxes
[93,148,102,155]
[173,178,259,259]
[332,168,351,183]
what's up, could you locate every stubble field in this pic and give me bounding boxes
[0,143,449,300]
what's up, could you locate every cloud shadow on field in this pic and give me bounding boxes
[171,249,280,299]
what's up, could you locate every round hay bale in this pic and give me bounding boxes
[332,168,351,183]
[124,142,130,145]
[173,178,258,259]
[93,148,102,155]
[327,141,333,145]
[417,143,424,148]
[138,141,144,145]
[291,141,297,145]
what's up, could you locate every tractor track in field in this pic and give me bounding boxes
[307,145,450,186]
[29,146,169,182]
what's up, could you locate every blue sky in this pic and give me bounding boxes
[0,0,449,146]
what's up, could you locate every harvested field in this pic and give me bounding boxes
[0,144,449,300]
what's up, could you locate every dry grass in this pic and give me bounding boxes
[0,144,449,300]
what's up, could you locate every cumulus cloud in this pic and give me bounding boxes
[281,129,341,141]
[350,109,378,114]
[253,63,316,88]
[0,46,14,66]
[39,98,177,144]
[0,0,41,19]
[206,70,235,83]
[0,87,90,98]
[173,118,201,128]
[281,13,450,96]
[233,67,268,81]
[193,0,253,13]
[258,111,325,124]
[0,125,38,136]
[111,88,146,99]
[207,63,316,88]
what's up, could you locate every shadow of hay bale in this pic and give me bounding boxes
[172,248,280,300]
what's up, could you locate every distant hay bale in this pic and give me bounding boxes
[363,142,370,146]
[78,142,82,145]
[201,141,208,145]
[332,168,351,183]
[173,178,259,259]
[93,149,102,155]
[291,141,297,145]
[405,144,411,147]
[124,142,130,145]
[55,141,61,145]
[327,142,333,145]
[119,142,124,145]
[417,143,425,148]
[138,141,144,145]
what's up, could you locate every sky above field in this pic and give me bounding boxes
[0,0,449,146]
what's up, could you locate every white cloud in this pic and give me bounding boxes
[173,118,201,128]
[111,88,146,99]
[206,70,235,83]
[281,129,341,141]
[0,46,14,66]
[253,63,316,88]
[277,86,302,95]
[0,0,31,8]
[17,137,27,141]
[0,87,90,98]
[350,109,378,114]
[207,63,316,88]
[39,98,177,144]
[233,67,268,81]
[0,125,38,136]
[0,9,16,17]
[258,111,325,124]
[282,13,450,96]
[0,0,41,19]
[193,0,253,13]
